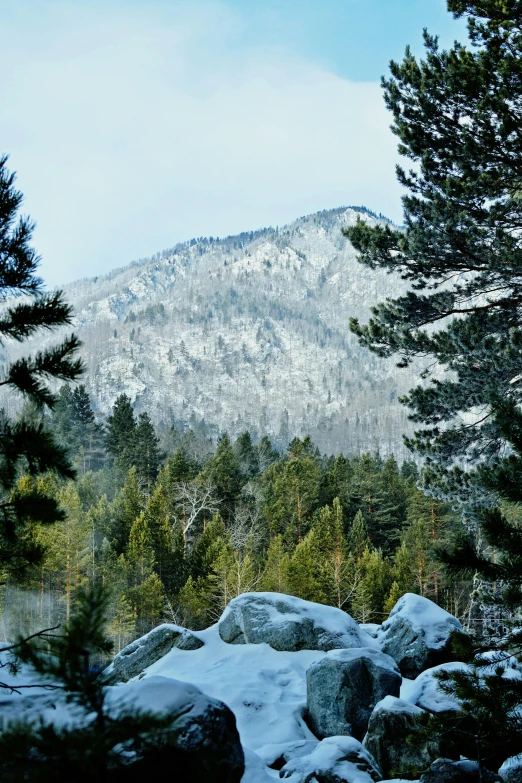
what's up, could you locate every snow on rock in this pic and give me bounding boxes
[401,662,470,714]
[278,735,382,783]
[218,592,375,652]
[102,623,203,684]
[256,739,319,769]
[499,754,522,783]
[363,696,440,779]
[419,759,502,783]
[380,594,472,678]
[139,617,324,753]
[0,676,244,782]
[107,676,245,782]
[360,624,381,639]
[307,648,401,741]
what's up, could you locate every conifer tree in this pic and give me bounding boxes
[259,535,290,593]
[0,156,83,571]
[343,1,522,482]
[106,394,136,473]
[133,412,163,489]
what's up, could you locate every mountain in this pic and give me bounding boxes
[5,206,419,456]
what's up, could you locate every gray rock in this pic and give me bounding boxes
[218,592,374,652]
[363,696,441,779]
[307,648,401,741]
[107,675,244,782]
[419,759,501,783]
[102,623,203,684]
[279,735,382,782]
[380,594,472,679]
[500,756,522,783]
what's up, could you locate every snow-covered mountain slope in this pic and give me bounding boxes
[6,206,418,455]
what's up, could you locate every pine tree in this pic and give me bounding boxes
[343,2,522,481]
[133,412,163,489]
[259,535,290,593]
[200,434,242,519]
[0,156,83,572]
[109,467,144,554]
[0,585,180,781]
[105,394,136,474]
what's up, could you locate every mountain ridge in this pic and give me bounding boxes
[5,206,417,457]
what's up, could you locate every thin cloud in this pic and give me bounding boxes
[1,0,402,286]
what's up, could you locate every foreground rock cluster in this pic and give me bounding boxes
[101,591,511,782]
[3,591,519,782]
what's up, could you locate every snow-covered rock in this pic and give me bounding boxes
[402,662,469,714]
[306,647,401,741]
[218,592,375,652]
[363,696,440,779]
[419,759,501,783]
[499,755,522,783]
[107,676,244,781]
[256,739,319,770]
[0,676,244,782]
[380,594,472,678]
[102,623,203,684]
[278,736,382,783]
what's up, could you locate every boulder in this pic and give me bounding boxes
[419,759,501,783]
[102,623,203,684]
[363,696,441,780]
[380,594,472,678]
[406,662,469,715]
[500,755,522,783]
[279,735,382,782]
[107,676,244,782]
[256,739,319,770]
[218,592,374,652]
[307,648,401,741]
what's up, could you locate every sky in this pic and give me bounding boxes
[1,0,467,287]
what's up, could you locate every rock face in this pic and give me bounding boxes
[102,623,203,684]
[500,756,522,783]
[218,592,374,652]
[307,648,401,741]
[419,759,501,783]
[278,736,382,783]
[363,696,441,779]
[380,594,472,678]
[107,676,244,782]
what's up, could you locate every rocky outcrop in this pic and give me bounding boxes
[419,759,501,783]
[307,648,401,741]
[102,623,203,684]
[107,676,244,782]
[380,594,473,678]
[218,592,374,652]
[278,735,382,783]
[363,696,441,779]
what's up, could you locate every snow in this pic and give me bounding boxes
[382,593,462,648]
[278,736,379,783]
[316,646,400,674]
[220,591,377,650]
[360,623,381,639]
[401,662,469,713]
[143,621,324,752]
[372,695,424,716]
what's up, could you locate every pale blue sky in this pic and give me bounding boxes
[1,1,466,286]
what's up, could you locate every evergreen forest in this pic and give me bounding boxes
[4,385,476,653]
